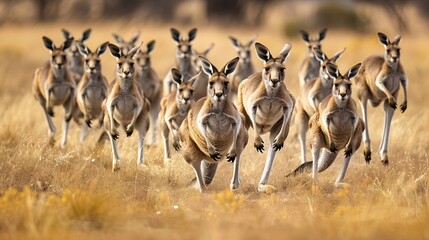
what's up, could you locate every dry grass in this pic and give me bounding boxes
[0,21,428,239]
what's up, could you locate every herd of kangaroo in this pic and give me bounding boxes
[31,27,408,193]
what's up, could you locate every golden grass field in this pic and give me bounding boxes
[0,21,429,239]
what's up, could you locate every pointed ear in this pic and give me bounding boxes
[326,62,340,79]
[255,42,272,62]
[329,48,346,63]
[229,36,241,48]
[222,57,239,76]
[112,33,124,44]
[42,36,55,51]
[77,42,89,57]
[377,32,390,46]
[171,68,183,85]
[199,56,218,77]
[108,43,122,59]
[318,28,327,41]
[346,63,362,79]
[130,31,140,45]
[170,28,181,43]
[202,43,214,56]
[313,48,326,62]
[299,30,310,43]
[393,34,401,45]
[146,40,155,54]
[127,42,142,59]
[61,38,74,51]
[278,42,292,63]
[96,42,109,56]
[62,29,72,40]
[188,28,197,42]
[81,28,91,42]
[247,34,258,47]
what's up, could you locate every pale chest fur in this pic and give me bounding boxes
[250,97,284,133]
[321,109,355,148]
[196,111,235,152]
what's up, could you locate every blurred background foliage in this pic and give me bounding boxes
[0,0,428,36]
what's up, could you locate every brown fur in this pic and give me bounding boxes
[298,29,327,87]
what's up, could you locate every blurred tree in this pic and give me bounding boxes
[33,0,61,21]
[357,0,408,32]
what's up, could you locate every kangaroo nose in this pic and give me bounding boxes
[215,92,223,98]
[340,93,347,98]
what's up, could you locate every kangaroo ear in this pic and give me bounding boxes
[278,42,292,63]
[326,62,340,79]
[377,32,390,46]
[346,63,362,79]
[199,56,218,77]
[108,43,122,59]
[127,42,142,59]
[202,43,214,56]
[62,29,72,40]
[130,31,140,45]
[392,34,401,45]
[112,33,124,44]
[171,68,183,85]
[170,28,181,43]
[223,57,239,76]
[77,42,89,57]
[229,36,241,48]
[61,38,74,51]
[247,34,258,47]
[313,48,326,62]
[147,40,155,54]
[299,30,310,43]
[81,28,91,42]
[42,36,55,51]
[318,28,327,41]
[97,42,109,56]
[188,28,197,42]
[330,48,346,63]
[255,42,272,62]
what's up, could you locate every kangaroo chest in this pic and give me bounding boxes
[48,80,72,105]
[84,84,105,108]
[323,110,354,147]
[253,97,285,131]
[203,113,234,143]
[114,93,138,121]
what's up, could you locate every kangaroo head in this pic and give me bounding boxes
[171,68,199,106]
[43,36,73,70]
[300,28,327,58]
[326,62,361,103]
[62,28,91,58]
[314,48,346,83]
[191,43,214,72]
[229,35,257,64]
[112,31,141,55]
[77,42,108,75]
[134,40,155,69]
[108,42,142,79]
[255,42,292,89]
[199,56,239,102]
[171,28,197,61]
[377,32,401,66]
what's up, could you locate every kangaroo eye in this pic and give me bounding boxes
[118,62,122,67]
[224,82,229,86]
[334,84,339,87]
[280,67,286,72]
[264,67,270,72]
[179,89,183,93]
[209,82,214,87]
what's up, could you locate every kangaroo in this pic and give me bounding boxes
[62,28,92,83]
[178,57,248,192]
[228,35,257,100]
[163,28,198,95]
[112,31,141,55]
[75,41,109,143]
[298,28,327,87]
[354,32,408,165]
[103,43,150,171]
[159,69,199,163]
[288,63,364,187]
[134,40,162,145]
[296,48,345,163]
[236,42,295,192]
[191,43,214,101]
[32,36,75,147]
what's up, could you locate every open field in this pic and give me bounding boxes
[0,22,429,239]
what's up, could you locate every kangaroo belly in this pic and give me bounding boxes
[114,96,137,124]
[84,87,105,115]
[254,100,284,134]
[193,114,234,155]
[326,111,355,148]
[50,85,71,105]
